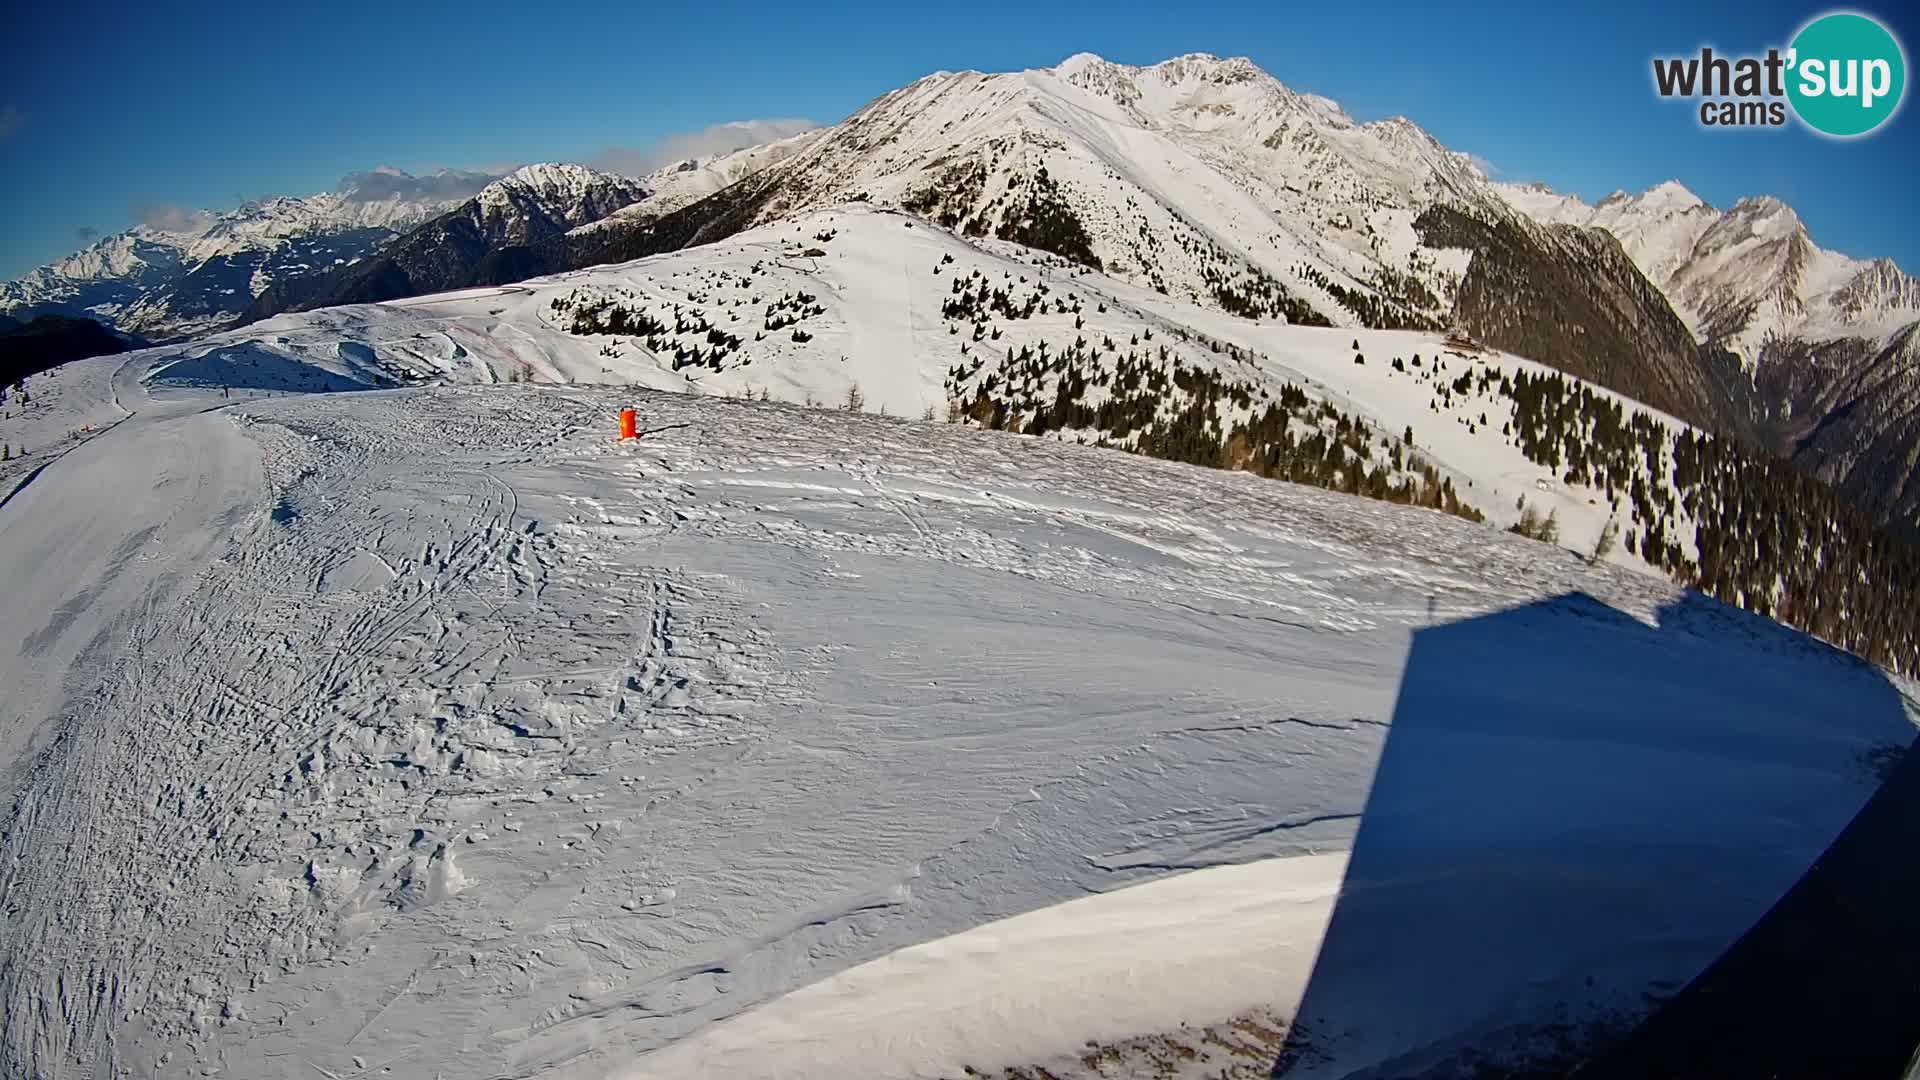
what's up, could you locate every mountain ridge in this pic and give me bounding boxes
[521,52,1754,438]
[0,167,505,340]
[248,163,651,315]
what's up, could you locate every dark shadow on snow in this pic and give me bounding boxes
[1576,726,1920,1079]
[1271,590,1916,1079]
[146,344,390,395]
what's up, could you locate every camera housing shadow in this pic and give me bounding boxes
[1272,590,1916,1078]
[1577,722,1920,1079]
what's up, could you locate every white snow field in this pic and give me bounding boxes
[1,339,1915,1080]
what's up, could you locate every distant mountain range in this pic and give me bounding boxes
[5,53,1916,531]
[0,159,785,345]
[0,168,508,341]
[249,142,821,321]
[245,163,650,315]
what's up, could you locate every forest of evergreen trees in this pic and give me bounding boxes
[1502,368,1920,674]
[549,272,825,375]
[991,167,1103,272]
[1210,264,1332,326]
[1292,263,1443,332]
[948,331,1480,524]
[957,318,1919,673]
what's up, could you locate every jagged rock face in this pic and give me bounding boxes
[1498,182,1920,366]
[469,164,651,245]
[1758,328,1920,533]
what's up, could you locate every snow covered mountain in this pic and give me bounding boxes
[469,163,652,244]
[414,53,1725,457]
[1498,179,1920,366]
[591,51,1501,326]
[560,51,1913,532]
[250,163,650,316]
[1498,179,1920,530]
[0,168,501,341]
[575,131,826,235]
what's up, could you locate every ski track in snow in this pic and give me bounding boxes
[0,356,1913,1079]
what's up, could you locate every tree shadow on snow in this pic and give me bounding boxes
[1270,590,1919,1079]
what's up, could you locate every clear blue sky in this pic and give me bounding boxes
[1,0,1914,280]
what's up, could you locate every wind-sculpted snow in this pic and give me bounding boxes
[0,366,1913,1078]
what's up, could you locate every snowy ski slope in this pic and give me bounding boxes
[0,339,1913,1078]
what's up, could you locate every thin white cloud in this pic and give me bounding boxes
[135,204,217,234]
[1464,152,1500,179]
[588,118,818,177]
[0,107,24,139]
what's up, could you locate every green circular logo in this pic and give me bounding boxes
[1787,12,1907,137]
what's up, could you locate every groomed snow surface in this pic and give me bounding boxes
[1,346,1914,1080]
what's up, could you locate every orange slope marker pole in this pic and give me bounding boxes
[619,408,637,440]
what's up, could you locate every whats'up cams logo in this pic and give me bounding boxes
[1653,11,1907,136]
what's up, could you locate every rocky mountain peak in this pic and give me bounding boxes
[1638,179,1708,213]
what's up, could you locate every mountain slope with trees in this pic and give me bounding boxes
[1499,180,1920,536]
[119,205,1920,674]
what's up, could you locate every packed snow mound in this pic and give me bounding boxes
[0,362,1912,1079]
[625,853,1345,1079]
